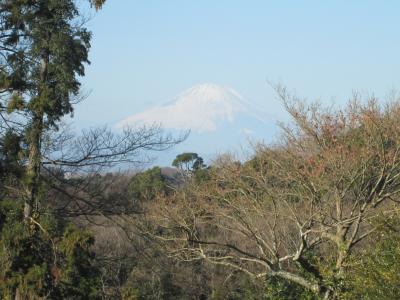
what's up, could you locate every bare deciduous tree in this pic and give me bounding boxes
[145,92,400,299]
[40,124,187,217]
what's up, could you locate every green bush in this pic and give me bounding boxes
[0,200,102,299]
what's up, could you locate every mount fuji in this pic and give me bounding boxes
[117,83,278,164]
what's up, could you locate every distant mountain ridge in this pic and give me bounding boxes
[117,83,277,165]
[118,83,268,132]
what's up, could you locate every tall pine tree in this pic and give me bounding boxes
[0,1,106,298]
[0,0,91,220]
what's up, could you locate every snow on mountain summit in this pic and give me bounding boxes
[176,83,246,108]
[117,83,250,132]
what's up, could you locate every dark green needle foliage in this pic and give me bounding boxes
[0,1,102,298]
[0,0,94,220]
[0,199,102,299]
[0,0,91,128]
[172,152,205,172]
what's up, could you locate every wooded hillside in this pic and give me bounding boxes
[0,1,399,299]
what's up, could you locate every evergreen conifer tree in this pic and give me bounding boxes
[0,2,104,298]
[0,0,91,220]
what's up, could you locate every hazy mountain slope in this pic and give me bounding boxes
[118,83,278,165]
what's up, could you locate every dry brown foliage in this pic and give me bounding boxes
[143,92,400,299]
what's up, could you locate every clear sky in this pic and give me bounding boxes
[74,0,400,157]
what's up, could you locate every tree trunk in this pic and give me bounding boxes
[24,56,47,220]
[274,270,334,299]
[11,287,22,300]
[24,114,43,220]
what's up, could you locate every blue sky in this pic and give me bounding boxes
[73,1,400,161]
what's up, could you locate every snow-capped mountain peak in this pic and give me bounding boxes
[118,83,250,132]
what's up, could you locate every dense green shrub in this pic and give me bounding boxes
[0,200,102,299]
